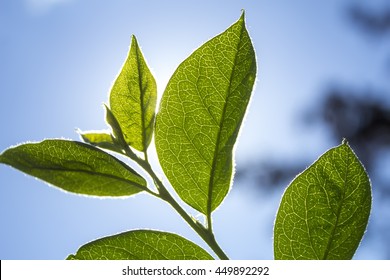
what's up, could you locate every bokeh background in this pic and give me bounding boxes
[1,0,389,259]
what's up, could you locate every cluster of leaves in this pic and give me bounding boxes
[0,12,372,260]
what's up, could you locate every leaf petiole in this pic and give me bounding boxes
[122,146,229,260]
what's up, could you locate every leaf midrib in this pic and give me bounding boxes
[27,165,146,191]
[134,37,149,154]
[321,148,349,259]
[206,19,245,218]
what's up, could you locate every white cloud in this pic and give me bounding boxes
[25,0,72,14]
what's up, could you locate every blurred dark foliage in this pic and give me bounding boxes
[238,90,390,192]
[348,4,390,36]
[235,159,304,192]
[236,3,390,258]
[318,89,390,173]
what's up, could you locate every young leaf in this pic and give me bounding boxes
[80,131,113,145]
[104,104,128,148]
[79,131,122,153]
[109,35,157,153]
[273,140,372,260]
[0,139,146,196]
[155,12,256,215]
[67,230,214,260]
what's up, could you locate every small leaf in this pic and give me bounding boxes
[104,104,128,149]
[79,130,122,153]
[273,141,372,260]
[155,12,256,215]
[109,35,157,152]
[67,230,214,260]
[80,131,113,144]
[0,139,146,196]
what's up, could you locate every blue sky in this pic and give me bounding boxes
[1,0,389,259]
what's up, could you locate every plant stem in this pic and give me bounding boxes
[153,174,229,260]
[124,147,228,260]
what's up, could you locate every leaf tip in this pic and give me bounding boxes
[131,34,138,45]
[239,9,246,22]
[75,127,84,137]
[75,128,87,142]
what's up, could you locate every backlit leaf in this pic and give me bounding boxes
[0,139,146,196]
[109,35,157,152]
[273,140,372,259]
[104,104,128,149]
[79,131,122,153]
[67,230,213,260]
[155,12,256,215]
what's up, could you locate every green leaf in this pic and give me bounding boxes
[67,230,214,260]
[273,140,372,260]
[80,131,113,145]
[0,139,146,197]
[79,130,123,154]
[109,35,157,152]
[104,104,128,149]
[155,12,256,215]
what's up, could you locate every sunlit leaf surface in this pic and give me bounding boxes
[155,12,256,215]
[67,230,214,260]
[274,141,372,259]
[0,139,146,196]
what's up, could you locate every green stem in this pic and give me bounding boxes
[207,212,213,233]
[151,171,229,260]
[123,146,228,260]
